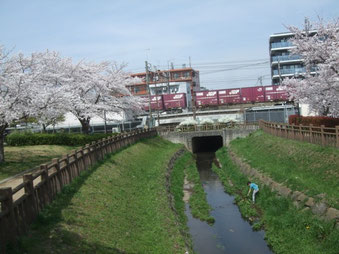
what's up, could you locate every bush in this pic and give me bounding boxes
[288,115,339,127]
[5,132,117,146]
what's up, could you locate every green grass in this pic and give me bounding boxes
[169,152,194,251]
[185,154,215,224]
[0,145,78,181]
[214,146,339,254]
[8,137,189,254]
[230,130,339,209]
[169,151,214,225]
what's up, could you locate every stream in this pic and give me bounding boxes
[185,152,273,254]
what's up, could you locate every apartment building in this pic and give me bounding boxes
[269,31,316,85]
[129,67,200,109]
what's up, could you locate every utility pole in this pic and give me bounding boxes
[278,60,282,85]
[166,71,170,94]
[258,76,263,85]
[103,110,107,134]
[145,61,153,128]
[304,17,310,36]
[191,69,196,120]
[154,67,160,126]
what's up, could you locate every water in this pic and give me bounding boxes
[185,153,272,254]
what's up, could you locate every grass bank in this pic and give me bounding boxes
[170,152,214,225]
[0,145,77,181]
[231,130,339,209]
[8,137,189,254]
[213,140,339,253]
[186,154,215,224]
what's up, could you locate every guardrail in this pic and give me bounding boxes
[0,129,156,250]
[259,120,339,148]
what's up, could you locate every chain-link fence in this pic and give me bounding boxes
[245,105,297,124]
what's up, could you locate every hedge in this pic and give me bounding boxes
[5,132,118,146]
[288,115,339,128]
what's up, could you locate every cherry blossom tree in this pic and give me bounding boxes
[0,48,72,162]
[29,50,72,131]
[0,48,40,162]
[0,46,143,162]
[65,60,143,134]
[282,18,339,117]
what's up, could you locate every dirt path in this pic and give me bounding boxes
[0,168,42,201]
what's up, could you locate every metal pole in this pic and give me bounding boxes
[103,110,107,134]
[167,71,170,94]
[154,68,160,126]
[191,70,196,120]
[145,61,153,128]
[278,60,282,85]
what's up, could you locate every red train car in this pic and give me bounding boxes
[218,88,241,104]
[241,86,265,103]
[163,93,187,110]
[275,86,289,101]
[264,86,289,101]
[142,95,164,111]
[195,90,218,107]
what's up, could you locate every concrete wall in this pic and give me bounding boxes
[158,128,257,152]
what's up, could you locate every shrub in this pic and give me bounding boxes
[288,115,339,127]
[200,118,214,125]
[5,132,117,146]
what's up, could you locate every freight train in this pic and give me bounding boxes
[142,85,289,112]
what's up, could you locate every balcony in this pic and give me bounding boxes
[271,41,294,49]
[271,55,301,63]
[273,67,305,76]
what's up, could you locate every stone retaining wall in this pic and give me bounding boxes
[228,149,339,226]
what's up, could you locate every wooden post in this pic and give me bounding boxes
[0,187,16,245]
[23,174,37,222]
[309,124,313,144]
[52,158,62,192]
[299,124,303,142]
[336,126,339,148]
[65,155,71,184]
[91,141,97,163]
[23,174,39,220]
[84,144,91,166]
[73,151,80,177]
[79,149,85,172]
[40,164,51,205]
[321,125,325,146]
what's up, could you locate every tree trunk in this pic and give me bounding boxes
[322,106,330,116]
[0,124,8,163]
[42,123,47,133]
[79,117,91,134]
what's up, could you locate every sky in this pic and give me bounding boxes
[1,0,338,90]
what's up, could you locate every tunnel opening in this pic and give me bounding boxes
[192,136,223,153]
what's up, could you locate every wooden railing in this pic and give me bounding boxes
[259,120,339,148]
[0,129,156,249]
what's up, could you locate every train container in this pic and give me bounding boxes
[142,95,164,111]
[241,86,265,103]
[195,90,218,107]
[218,88,241,104]
[264,86,289,101]
[163,93,187,110]
[275,86,289,100]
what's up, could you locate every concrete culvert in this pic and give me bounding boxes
[192,136,223,153]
